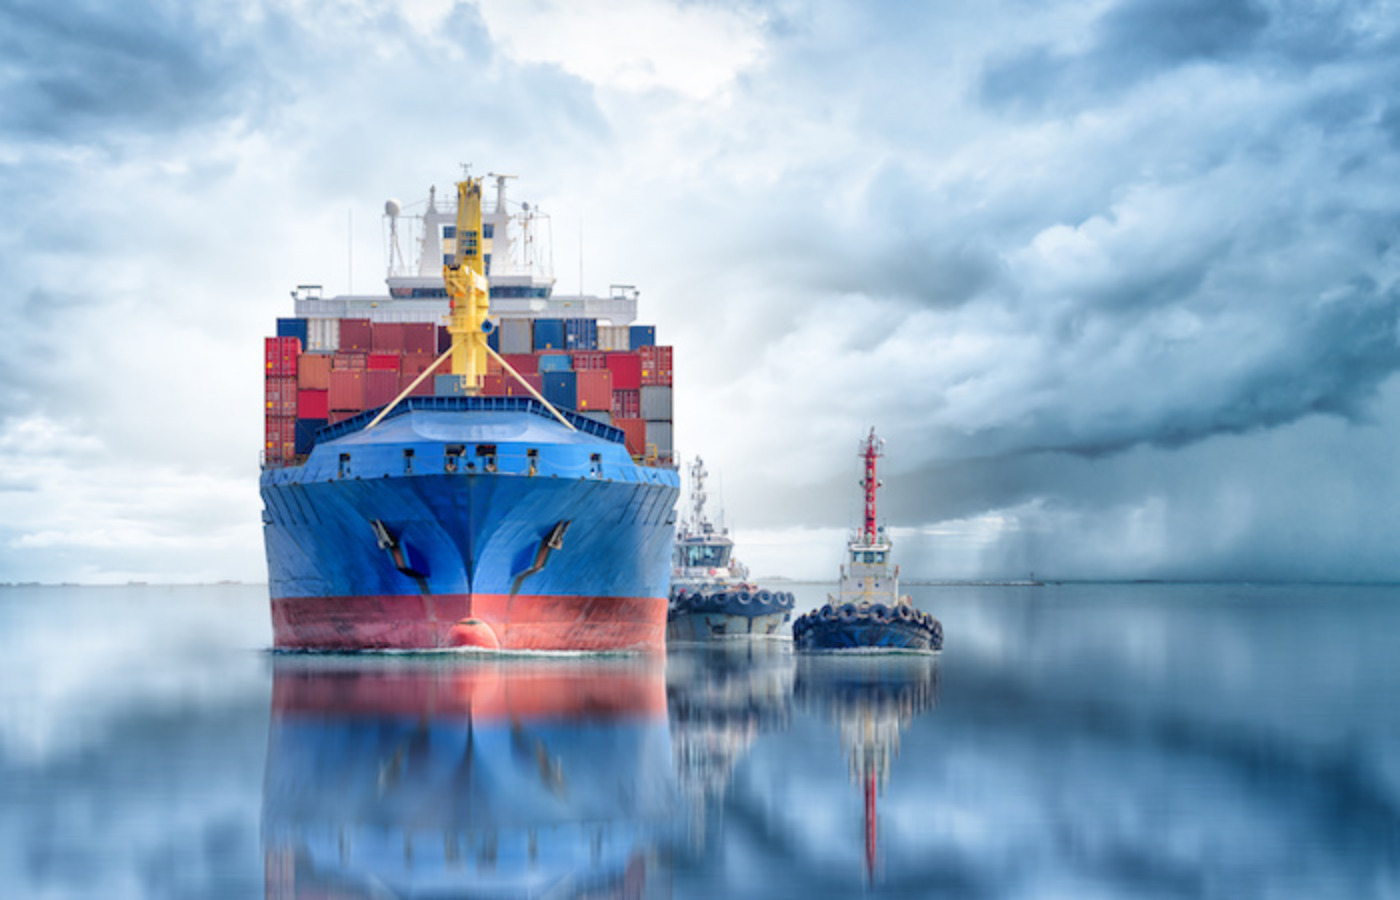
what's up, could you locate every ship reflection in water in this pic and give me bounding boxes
[794,654,940,885]
[262,656,677,898]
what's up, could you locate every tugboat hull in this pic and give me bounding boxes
[666,589,794,641]
[792,604,943,652]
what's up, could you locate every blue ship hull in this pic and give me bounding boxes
[261,398,679,651]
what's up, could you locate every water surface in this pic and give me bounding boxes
[2,582,1397,897]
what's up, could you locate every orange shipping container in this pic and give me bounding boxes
[575,369,613,411]
[329,369,365,411]
[297,352,331,390]
[613,417,647,457]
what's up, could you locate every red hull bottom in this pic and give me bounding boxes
[271,593,667,653]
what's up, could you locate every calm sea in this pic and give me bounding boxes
[1,582,1397,898]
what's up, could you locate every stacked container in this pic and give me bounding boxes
[265,315,672,466]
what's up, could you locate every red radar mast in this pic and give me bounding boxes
[859,428,885,544]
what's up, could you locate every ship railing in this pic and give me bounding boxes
[315,395,627,446]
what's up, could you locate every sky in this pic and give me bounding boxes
[3,0,1400,583]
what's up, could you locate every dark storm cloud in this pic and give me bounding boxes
[0,0,266,141]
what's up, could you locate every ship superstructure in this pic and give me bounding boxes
[792,430,942,651]
[667,457,794,640]
[260,171,679,652]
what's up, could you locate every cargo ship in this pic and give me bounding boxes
[792,430,942,652]
[261,173,679,651]
[667,457,794,640]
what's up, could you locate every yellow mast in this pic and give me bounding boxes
[444,177,491,389]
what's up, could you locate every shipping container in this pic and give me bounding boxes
[537,351,572,373]
[329,369,366,411]
[265,375,297,418]
[640,385,672,420]
[598,325,630,351]
[629,325,656,348]
[437,325,452,355]
[402,322,435,355]
[640,345,673,386]
[542,371,577,410]
[277,317,308,346]
[339,318,373,351]
[504,372,544,398]
[533,318,566,350]
[398,369,436,398]
[613,418,647,458]
[645,420,673,457]
[265,336,301,377]
[435,374,470,397]
[572,350,607,370]
[605,352,642,390]
[481,374,508,396]
[306,318,340,353]
[499,318,533,355]
[612,389,641,419]
[264,415,296,462]
[501,353,539,375]
[297,352,331,390]
[565,318,598,350]
[294,417,328,455]
[368,353,401,372]
[576,370,613,411]
[297,388,329,420]
[365,369,398,409]
[371,322,404,354]
[333,350,366,370]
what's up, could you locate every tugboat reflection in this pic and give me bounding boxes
[667,642,793,820]
[794,654,939,884]
[263,656,677,898]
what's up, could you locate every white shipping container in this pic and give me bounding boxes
[645,420,673,455]
[640,385,672,420]
[598,325,630,351]
[307,318,340,352]
[499,318,533,355]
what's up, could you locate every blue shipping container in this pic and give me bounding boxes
[435,374,470,397]
[538,352,573,373]
[542,371,577,410]
[278,317,309,346]
[629,325,655,348]
[565,318,598,350]
[294,418,328,455]
[533,319,566,350]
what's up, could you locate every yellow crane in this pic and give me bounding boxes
[443,177,492,385]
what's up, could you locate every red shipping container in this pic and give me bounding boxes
[398,369,436,398]
[501,353,539,375]
[612,389,641,419]
[572,351,607,371]
[328,409,357,425]
[605,352,641,390]
[297,352,331,390]
[613,417,647,457]
[329,369,365,411]
[368,353,401,371]
[339,318,373,351]
[639,345,673,386]
[402,322,435,355]
[481,374,507,396]
[264,415,296,461]
[365,369,399,408]
[575,370,613,411]
[372,322,404,354]
[297,389,329,420]
[333,351,366,369]
[265,336,300,377]
[504,373,544,398]
[265,375,297,418]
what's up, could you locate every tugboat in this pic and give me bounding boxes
[667,457,795,640]
[792,429,942,652]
